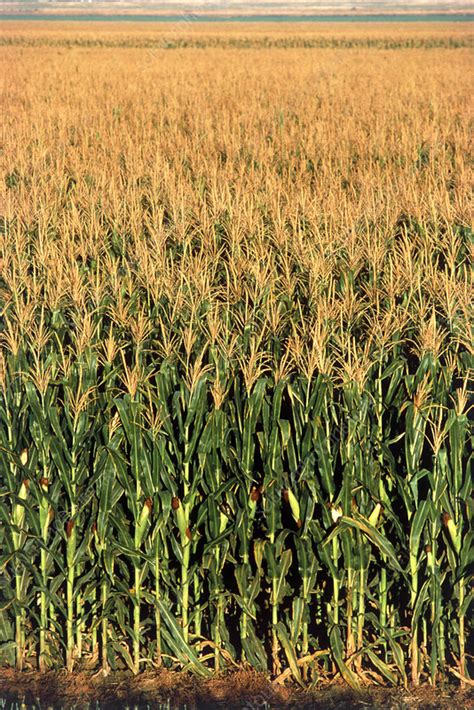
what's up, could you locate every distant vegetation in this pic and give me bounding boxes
[1,35,472,48]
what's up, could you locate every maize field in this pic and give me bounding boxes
[0,21,472,689]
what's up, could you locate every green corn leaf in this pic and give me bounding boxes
[272,548,292,606]
[241,623,268,672]
[157,600,211,677]
[326,514,406,578]
[329,625,360,689]
[276,621,304,686]
[409,499,430,576]
[365,648,398,685]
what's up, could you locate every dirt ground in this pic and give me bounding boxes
[1,669,473,709]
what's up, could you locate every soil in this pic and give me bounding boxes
[0,669,473,709]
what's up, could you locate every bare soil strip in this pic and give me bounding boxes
[1,669,473,709]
